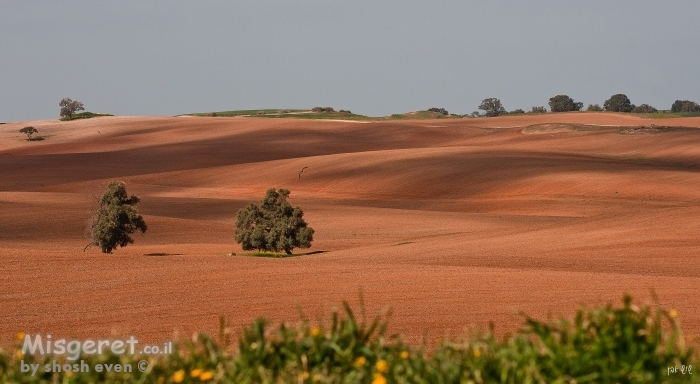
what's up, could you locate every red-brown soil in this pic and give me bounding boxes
[2,113,700,347]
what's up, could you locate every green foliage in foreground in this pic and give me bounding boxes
[59,112,113,121]
[1,295,697,383]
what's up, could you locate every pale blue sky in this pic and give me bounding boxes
[1,1,698,121]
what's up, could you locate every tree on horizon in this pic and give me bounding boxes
[478,98,506,117]
[59,98,85,120]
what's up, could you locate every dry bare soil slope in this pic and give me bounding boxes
[2,113,700,346]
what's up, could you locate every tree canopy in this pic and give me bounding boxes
[671,100,700,113]
[548,95,583,112]
[235,188,314,254]
[19,126,38,140]
[88,181,147,253]
[604,94,633,112]
[478,98,506,117]
[427,107,448,115]
[632,104,658,113]
[59,98,85,120]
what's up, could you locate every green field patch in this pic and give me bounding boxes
[59,112,113,121]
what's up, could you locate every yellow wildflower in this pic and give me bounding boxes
[199,371,214,381]
[310,327,321,337]
[353,356,366,368]
[473,349,481,358]
[190,368,202,378]
[65,370,73,377]
[670,309,678,319]
[375,359,388,373]
[400,351,409,359]
[15,350,23,360]
[16,331,26,342]
[300,371,310,380]
[372,373,387,384]
[172,370,185,383]
[313,373,321,382]
[157,377,165,384]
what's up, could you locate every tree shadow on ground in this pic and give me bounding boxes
[299,250,328,255]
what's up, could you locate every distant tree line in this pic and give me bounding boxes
[472,94,700,117]
[427,107,449,115]
[671,100,700,113]
[311,107,335,112]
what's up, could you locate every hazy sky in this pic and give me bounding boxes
[1,1,699,121]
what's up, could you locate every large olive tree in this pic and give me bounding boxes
[87,181,147,253]
[235,188,314,254]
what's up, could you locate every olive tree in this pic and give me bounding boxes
[59,98,85,120]
[548,95,583,112]
[235,188,314,254]
[87,181,147,253]
[478,98,506,117]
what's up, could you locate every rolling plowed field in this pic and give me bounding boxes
[2,113,700,346]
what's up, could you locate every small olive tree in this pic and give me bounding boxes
[59,98,85,120]
[235,188,314,254]
[587,104,604,112]
[19,126,38,140]
[87,181,147,253]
